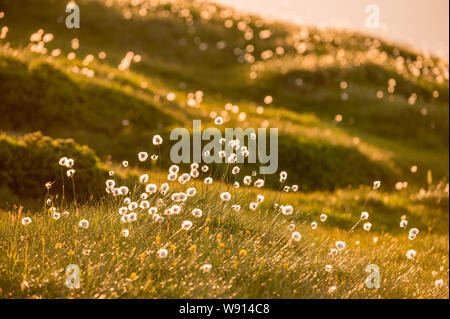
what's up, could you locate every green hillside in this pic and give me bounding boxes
[0,0,448,198]
[0,0,448,299]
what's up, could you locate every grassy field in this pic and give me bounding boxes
[0,0,448,298]
[0,172,448,298]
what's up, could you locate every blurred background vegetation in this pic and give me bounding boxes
[0,0,448,203]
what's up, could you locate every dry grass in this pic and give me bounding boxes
[0,165,448,298]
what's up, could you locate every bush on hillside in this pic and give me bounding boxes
[276,135,396,191]
[0,132,109,203]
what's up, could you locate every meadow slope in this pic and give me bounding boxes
[0,0,448,299]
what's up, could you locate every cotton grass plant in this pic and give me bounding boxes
[0,133,448,299]
[0,0,448,300]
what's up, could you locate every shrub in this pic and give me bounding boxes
[0,132,109,203]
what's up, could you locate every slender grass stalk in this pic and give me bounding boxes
[71,176,78,213]
[60,167,65,211]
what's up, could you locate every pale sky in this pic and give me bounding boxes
[214,0,449,56]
